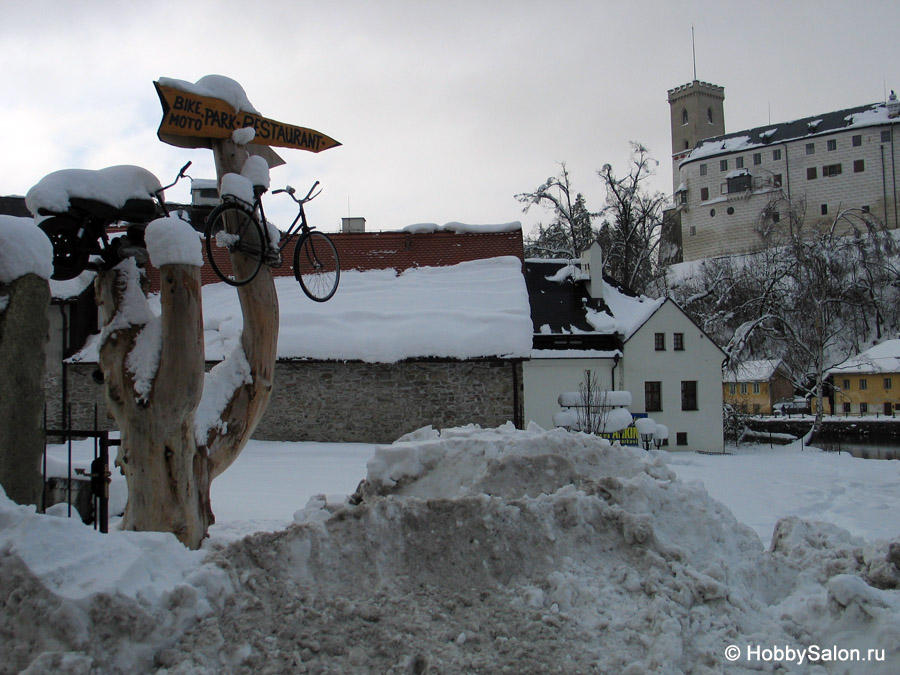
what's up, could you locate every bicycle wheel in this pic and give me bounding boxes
[293,230,340,302]
[39,215,90,280]
[205,203,265,286]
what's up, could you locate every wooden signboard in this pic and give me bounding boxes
[154,81,341,156]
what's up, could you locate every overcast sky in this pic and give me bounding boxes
[3,0,900,235]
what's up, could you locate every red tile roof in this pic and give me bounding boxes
[141,228,524,293]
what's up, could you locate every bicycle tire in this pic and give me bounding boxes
[293,230,340,302]
[39,215,90,280]
[205,203,265,286]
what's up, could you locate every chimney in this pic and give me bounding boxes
[342,217,366,233]
[579,241,604,300]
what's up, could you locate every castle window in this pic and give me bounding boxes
[682,109,689,125]
[700,163,707,176]
[700,187,709,201]
[772,212,780,223]
[827,139,837,151]
[727,172,752,193]
[773,149,782,161]
[684,140,690,150]
[720,159,728,172]
[806,143,816,155]
[707,108,713,124]
[853,135,862,147]
[882,130,891,142]
[710,208,716,217]
[821,204,828,215]
[773,174,783,187]
[736,156,744,169]
[822,163,842,177]
[727,206,735,215]
[753,153,762,165]
[807,167,818,180]
[854,159,865,173]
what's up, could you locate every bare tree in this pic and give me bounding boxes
[517,163,596,259]
[596,142,668,294]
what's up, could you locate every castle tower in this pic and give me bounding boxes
[667,80,725,193]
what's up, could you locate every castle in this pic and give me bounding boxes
[664,80,900,263]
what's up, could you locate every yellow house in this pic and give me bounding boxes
[827,340,900,416]
[723,359,793,414]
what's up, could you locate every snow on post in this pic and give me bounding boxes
[0,216,54,284]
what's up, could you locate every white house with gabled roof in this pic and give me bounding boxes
[522,243,726,452]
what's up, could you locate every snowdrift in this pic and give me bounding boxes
[2,425,899,673]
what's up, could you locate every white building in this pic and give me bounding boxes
[665,82,900,263]
[522,244,725,452]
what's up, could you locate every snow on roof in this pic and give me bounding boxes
[723,359,782,383]
[0,215,53,283]
[683,99,898,166]
[25,166,162,215]
[828,339,900,376]
[157,74,259,114]
[599,282,664,340]
[401,221,522,234]
[73,256,532,364]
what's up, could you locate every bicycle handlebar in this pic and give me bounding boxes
[273,181,321,204]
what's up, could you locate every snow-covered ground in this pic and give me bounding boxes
[3,426,900,673]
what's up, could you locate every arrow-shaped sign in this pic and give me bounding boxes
[154,81,341,154]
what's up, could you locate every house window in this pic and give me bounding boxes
[700,163,708,176]
[852,135,862,147]
[654,333,666,350]
[860,402,869,414]
[700,187,709,201]
[854,159,865,173]
[720,159,728,172]
[842,379,851,390]
[822,163,842,177]
[740,383,748,395]
[674,333,684,351]
[645,382,662,412]
[806,143,816,155]
[882,130,891,143]
[773,149,782,161]
[753,382,761,394]
[827,139,837,151]
[821,204,828,215]
[729,383,736,395]
[676,432,688,446]
[843,402,851,413]
[860,378,868,390]
[736,156,744,169]
[807,167,818,180]
[753,152,762,165]
[884,377,893,390]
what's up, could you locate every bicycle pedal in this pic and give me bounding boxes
[265,251,283,267]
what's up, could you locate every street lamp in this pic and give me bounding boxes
[635,417,656,451]
[653,424,669,450]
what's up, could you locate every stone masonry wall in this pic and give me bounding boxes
[49,359,523,444]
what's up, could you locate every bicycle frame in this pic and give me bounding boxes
[250,181,320,253]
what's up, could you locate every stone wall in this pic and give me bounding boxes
[49,358,523,444]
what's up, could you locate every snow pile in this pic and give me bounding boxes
[145,217,203,267]
[25,165,161,216]
[0,215,53,283]
[5,424,900,672]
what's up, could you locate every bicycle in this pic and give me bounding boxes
[36,162,193,280]
[204,180,340,302]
